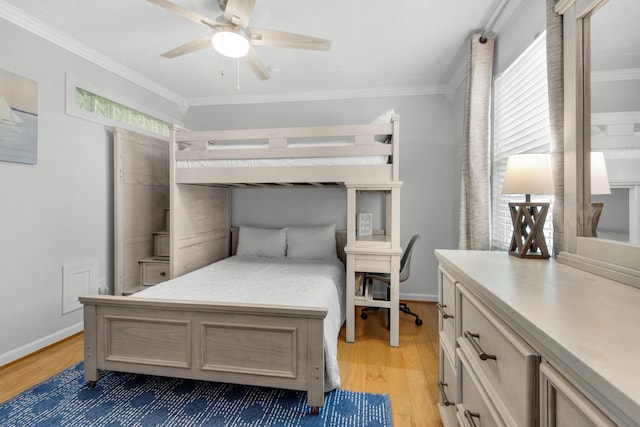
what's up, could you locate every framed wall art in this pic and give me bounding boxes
[0,68,38,165]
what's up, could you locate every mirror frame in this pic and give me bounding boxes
[555,0,640,288]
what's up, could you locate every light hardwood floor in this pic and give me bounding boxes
[0,301,441,427]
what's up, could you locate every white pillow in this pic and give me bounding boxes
[286,224,337,260]
[236,226,286,258]
[369,109,395,142]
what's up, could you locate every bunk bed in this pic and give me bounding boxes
[81,111,400,413]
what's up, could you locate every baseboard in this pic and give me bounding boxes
[0,322,83,367]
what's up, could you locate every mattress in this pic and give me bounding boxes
[133,255,346,391]
[177,141,389,168]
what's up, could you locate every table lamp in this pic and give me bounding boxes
[590,151,611,237]
[502,153,554,258]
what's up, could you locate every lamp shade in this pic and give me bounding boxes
[211,28,250,58]
[591,151,611,195]
[502,153,554,196]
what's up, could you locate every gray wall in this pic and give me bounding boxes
[185,96,460,301]
[0,19,181,364]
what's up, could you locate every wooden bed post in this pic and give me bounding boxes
[306,317,325,413]
[82,303,99,383]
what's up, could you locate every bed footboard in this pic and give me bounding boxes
[80,296,326,410]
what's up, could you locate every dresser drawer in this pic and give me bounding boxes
[438,267,457,356]
[458,284,539,427]
[139,258,169,286]
[354,254,391,273]
[457,348,505,427]
[540,362,616,427]
[438,342,458,427]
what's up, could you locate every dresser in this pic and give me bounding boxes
[436,250,640,426]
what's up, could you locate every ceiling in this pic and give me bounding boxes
[2,0,508,106]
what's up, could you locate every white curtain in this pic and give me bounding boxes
[546,0,564,255]
[458,33,495,250]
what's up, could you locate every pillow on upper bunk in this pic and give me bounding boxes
[286,224,337,260]
[237,226,287,258]
[370,109,395,143]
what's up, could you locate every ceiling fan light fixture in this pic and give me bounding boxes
[211,28,250,58]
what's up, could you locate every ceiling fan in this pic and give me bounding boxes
[147,0,332,80]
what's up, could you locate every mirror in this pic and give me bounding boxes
[589,0,640,244]
[554,0,640,287]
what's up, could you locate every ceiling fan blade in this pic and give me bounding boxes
[248,28,331,51]
[161,35,212,58]
[147,0,217,28]
[223,0,256,28]
[243,47,270,80]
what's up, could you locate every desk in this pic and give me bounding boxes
[345,247,402,347]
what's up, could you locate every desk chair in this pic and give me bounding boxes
[360,234,422,327]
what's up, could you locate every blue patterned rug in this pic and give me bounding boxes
[0,363,391,426]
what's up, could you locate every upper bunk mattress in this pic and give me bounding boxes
[132,255,346,391]
[176,141,389,168]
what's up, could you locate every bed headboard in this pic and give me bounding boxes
[230,227,346,265]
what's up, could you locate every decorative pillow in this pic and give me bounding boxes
[236,226,286,258]
[369,109,395,142]
[286,224,337,259]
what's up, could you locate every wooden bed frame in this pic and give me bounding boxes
[82,231,347,412]
[168,115,398,278]
[80,295,327,411]
[87,115,399,412]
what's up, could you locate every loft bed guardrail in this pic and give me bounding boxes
[169,113,399,186]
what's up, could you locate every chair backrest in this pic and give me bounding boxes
[399,234,421,282]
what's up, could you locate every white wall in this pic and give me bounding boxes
[185,95,460,301]
[0,19,181,364]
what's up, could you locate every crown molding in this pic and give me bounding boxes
[188,84,448,106]
[445,60,467,102]
[485,0,523,35]
[0,1,186,108]
[592,68,640,83]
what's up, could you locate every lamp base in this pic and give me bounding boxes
[508,202,550,259]
[591,202,604,238]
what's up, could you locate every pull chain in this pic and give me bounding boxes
[236,58,241,91]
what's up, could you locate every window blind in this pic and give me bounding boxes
[492,33,553,251]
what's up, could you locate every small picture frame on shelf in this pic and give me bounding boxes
[358,212,373,236]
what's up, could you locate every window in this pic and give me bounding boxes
[75,88,170,137]
[491,33,553,251]
[65,74,176,138]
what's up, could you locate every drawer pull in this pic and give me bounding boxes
[160,272,166,277]
[464,410,480,427]
[437,380,454,406]
[437,303,454,319]
[464,331,497,361]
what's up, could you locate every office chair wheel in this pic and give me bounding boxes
[361,312,368,320]
[415,318,423,326]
